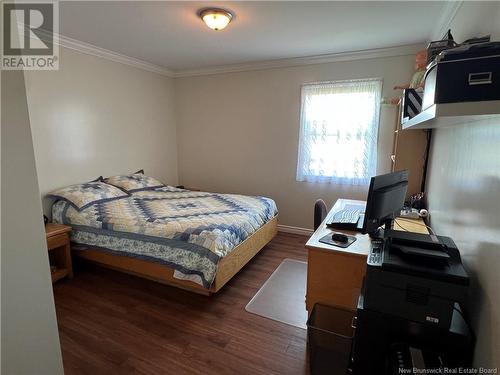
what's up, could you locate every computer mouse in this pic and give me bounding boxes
[331,233,349,243]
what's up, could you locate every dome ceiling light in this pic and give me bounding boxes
[199,8,233,31]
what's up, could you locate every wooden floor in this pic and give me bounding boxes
[53,232,310,375]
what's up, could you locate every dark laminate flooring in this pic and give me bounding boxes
[53,232,310,375]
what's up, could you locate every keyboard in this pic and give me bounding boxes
[326,202,366,230]
[330,209,361,224]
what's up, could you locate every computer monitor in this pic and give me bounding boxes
[361,170,409,236]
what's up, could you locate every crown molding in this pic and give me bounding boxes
[56,33,174,77]
[30,27,174,77]
[171,43,425,78]
[431,1,463,41]
[31,26,423,78]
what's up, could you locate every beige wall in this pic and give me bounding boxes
[2,70,64,374]
[425,2,500,368]
[25,47,178,215]
[175,55,415,228]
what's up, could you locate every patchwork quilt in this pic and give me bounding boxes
[52,186,277,288]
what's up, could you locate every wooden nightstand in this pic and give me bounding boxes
[45,223,73,283]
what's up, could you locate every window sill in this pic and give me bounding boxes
[296,177,370,186]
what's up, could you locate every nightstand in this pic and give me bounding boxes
[45,223,73,283]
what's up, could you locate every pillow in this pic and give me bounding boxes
[104,173,164,192]
[47,181,129,211]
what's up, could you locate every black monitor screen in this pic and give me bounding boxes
[362,170,409,235]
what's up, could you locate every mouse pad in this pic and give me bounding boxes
[318,233,357,248]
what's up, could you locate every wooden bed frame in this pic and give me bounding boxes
[74,215,278,295]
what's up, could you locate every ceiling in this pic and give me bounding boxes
[60,1,448,74]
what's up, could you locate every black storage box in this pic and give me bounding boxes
[307,304,356,375]
[422,42,500,110]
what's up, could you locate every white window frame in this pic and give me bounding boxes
[296,78,383,186]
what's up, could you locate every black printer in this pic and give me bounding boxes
[423,41,500,110]
[364,230,469,329]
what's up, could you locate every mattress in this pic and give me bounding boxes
[52,186,277,288]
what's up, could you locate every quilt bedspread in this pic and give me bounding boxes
[52,186,277,287]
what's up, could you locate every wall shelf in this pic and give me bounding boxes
[402,100,500,130]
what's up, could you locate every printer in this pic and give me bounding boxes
[364,230,469,329]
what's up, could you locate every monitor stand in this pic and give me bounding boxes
[368,219,394,240]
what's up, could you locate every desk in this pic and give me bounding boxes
[305,199,428,312]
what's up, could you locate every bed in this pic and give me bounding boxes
[51,185,278,295]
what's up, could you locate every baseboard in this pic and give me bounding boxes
[277,225,314,237]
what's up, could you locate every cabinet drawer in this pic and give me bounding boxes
[47,233,69,250]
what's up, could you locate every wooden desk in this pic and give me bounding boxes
[305,199,428,312]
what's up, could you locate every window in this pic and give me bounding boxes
[296,78,382,185]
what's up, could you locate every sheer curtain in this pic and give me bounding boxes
[296,78,382,185]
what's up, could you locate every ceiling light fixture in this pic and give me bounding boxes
[199,8,233,31]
